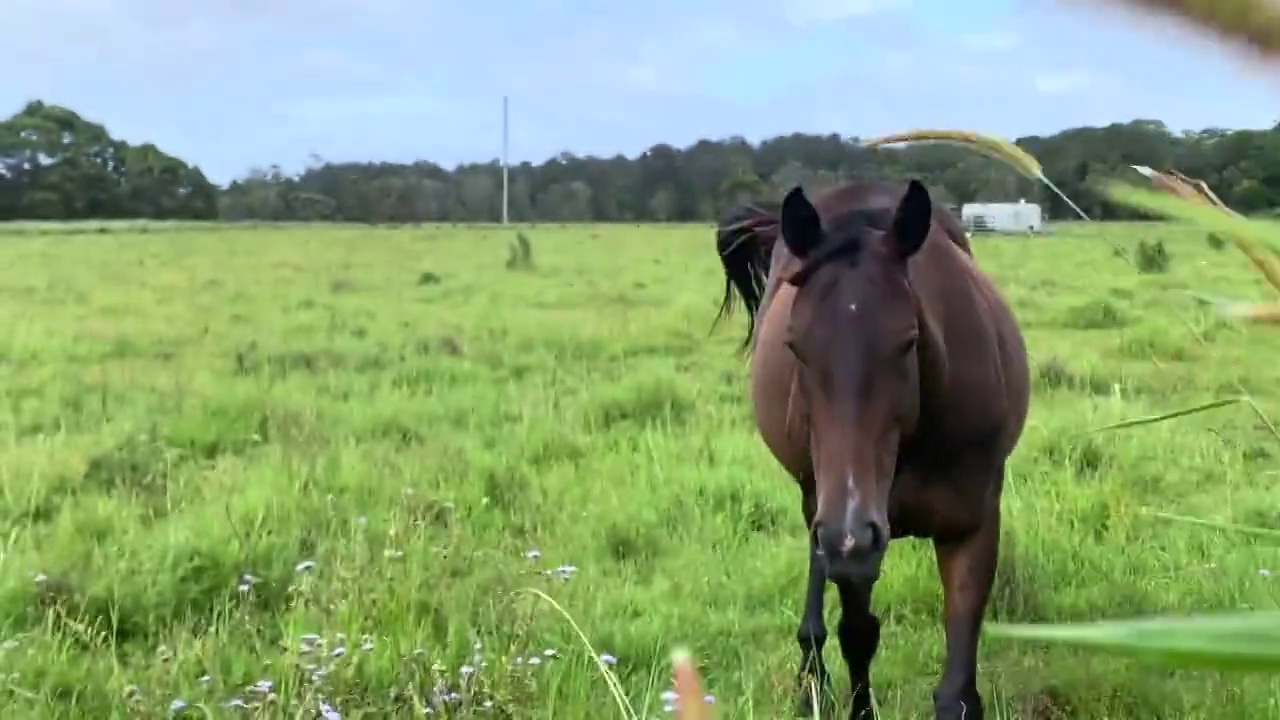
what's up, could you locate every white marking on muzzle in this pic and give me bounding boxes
[841,471,859,553]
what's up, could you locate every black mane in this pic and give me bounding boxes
[789,206,895,288]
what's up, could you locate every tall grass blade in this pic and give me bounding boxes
[1140,509,1280,541]
[517,588,638,720]
[1089,396,1246,431]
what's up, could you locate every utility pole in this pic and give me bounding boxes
[501,95,510,225]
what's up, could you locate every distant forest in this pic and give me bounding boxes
[3,100,1279,223]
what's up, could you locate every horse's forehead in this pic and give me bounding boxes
[813,191,897,225]
[814,265,920,331]
[798,267,897,322]
[817,209,894,248]
[832,266,903,302]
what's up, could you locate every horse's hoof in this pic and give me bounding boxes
[848,688,874,720]
[793,676,829,717]
[934,693,984,720]
[795,692,825,717]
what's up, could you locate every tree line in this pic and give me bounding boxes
[3,100,1280,223]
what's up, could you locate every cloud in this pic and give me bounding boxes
[1032,70,1093,95]
[960,30,1021,53]
[781,0,913,27]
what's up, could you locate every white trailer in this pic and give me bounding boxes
[961,199,1043,234]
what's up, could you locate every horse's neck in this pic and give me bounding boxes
[914,295,951,423]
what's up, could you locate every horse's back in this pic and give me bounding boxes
[911,222,1029,457]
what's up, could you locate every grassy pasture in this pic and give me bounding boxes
[0,220,1278,719]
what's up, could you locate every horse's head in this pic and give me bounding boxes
[779,180,934,584]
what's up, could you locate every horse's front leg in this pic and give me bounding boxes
[833,579,879,720]
[794,490,831,716]
[931,498,1001,720]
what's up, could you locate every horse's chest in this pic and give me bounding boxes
[887,465,992,540]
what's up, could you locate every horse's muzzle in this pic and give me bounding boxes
[815,516,888,583]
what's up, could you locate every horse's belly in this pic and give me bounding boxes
[748,286,811,482]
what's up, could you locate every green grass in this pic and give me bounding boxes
[0,220,1278,718]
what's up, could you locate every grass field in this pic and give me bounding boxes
[1,220,1279,719]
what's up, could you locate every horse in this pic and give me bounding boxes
[713,179,1029,720]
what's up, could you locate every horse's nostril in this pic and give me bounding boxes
[865,521,887,554]
[816,520,886,560]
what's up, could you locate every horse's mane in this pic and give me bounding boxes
[713,201,780,350]
[713,181,973,352]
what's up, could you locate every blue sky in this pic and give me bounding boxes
[7,0,1278,185]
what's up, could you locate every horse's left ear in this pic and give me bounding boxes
[891,179,932,259]
[780,185,823,260]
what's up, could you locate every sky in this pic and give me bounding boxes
[7,0,1280,185]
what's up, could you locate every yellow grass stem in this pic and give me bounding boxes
[863,129,1093,221]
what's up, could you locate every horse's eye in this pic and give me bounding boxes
[899,336,919,355]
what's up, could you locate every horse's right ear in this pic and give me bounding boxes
[780,186,822,260]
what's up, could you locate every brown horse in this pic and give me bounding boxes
[714,179,1029,720]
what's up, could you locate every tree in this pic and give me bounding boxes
[0,101,218,221]
[9,99,1280,224]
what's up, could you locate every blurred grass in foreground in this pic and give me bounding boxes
[984,172,1280,666]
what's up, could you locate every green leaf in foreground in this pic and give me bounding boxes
[988,613,1280,670]
[1184,290,1280,320]
[1101,182,1280,257]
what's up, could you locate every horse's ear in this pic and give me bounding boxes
[780,186,822,260]
[891,179,932,259]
